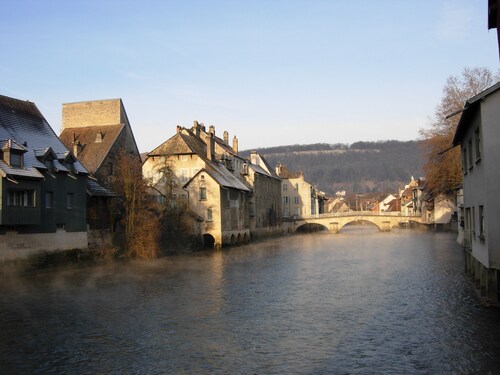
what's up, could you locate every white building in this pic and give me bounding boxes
[452,81,500,302]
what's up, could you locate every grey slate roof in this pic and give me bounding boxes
[0,94,88,177]
[87,178,117,197]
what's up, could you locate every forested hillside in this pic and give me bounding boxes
[241,141,423,195]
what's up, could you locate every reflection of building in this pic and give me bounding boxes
[276,164,325,217]
[0,95,88,260]
[452,81,500,302]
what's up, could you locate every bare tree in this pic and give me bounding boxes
[111,151,160,259]
[420,67,498,197]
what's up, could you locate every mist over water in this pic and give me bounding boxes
[2,226,500,374]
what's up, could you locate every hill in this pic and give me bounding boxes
[240,140,423,195]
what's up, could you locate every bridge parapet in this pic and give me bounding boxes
[284,211,422,233]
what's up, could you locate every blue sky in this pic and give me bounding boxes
[1,0,498,152]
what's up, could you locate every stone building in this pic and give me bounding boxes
[143,123,251,248]
[276,164,325,217]
[59,99,141,186]
[246,151,282,237]
[0,94,88,260]
[59,99,140,234]
[452,81,500,302]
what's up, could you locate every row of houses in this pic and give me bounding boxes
[0,95,327,259]
[141,122,328,248]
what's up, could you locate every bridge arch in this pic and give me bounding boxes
[296,223,329,233]
[336,219,382,232]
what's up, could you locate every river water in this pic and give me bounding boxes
[2,226,500,374]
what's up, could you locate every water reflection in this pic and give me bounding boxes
[2,227,500,374]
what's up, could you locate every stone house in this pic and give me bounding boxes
[0,94,88,260]
[452,81,500,301]
[143,124,251,248]
[326,197,350,213]
[246,151,282,237]
[59,99,140,234]
[277,164,325,217]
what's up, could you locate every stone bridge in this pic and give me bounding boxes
[285,211,423,233]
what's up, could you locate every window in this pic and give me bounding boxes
[294,183,299,191]
[479,205,485,240]
[472,206,476,236]
[462,146,468,172]
[468,139,473,169]
[475,127,481,161]
[10,153,22,168]
[7,190,35,207]
[199,186,207,200]
[45,192,54,208]
[207,208,213,221]
[66,193,74,209]
[283,196,289,204]
[294,196,300,204]
[283,184,288,191]
[180,169,189,182]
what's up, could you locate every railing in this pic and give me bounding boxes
[287,211,422,220]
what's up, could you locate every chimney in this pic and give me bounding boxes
[250,150,258,165]
[193,120,200,137]
[176,125,182,134]
[232,135,238,154]
[223,131,229,145]
[206,132,215,161]
[275,163,283,176]
[209,125,215,135]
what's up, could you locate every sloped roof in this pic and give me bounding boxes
[87,178,117,197]
[185,163,251,192]
[453,81,500,145]
[151,127,250,192]
[148,132,198,156]
[277,164,303,179]
[0,94,87,177]
[60,124,124,173]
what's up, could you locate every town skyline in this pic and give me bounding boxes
[2,1,499,153]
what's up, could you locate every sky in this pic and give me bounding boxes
[1,0,499,153]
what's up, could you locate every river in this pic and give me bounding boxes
[2,226,500,374]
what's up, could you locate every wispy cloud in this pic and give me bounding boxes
[436,1,475,41]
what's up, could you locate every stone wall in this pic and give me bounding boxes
[0,230,88,261]
[62,99,122,128]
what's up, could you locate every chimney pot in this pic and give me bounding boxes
[223,131,229,145]
[206,132,215,161]
[176,125,181,133]
[232,135,239,154]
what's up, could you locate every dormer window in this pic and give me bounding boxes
[10,152,23,168]
[96,131,104,143]
[2,139,27,168]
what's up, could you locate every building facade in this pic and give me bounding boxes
[0,95,88,260]
[453,81,500,301]
[143,123,251,248]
